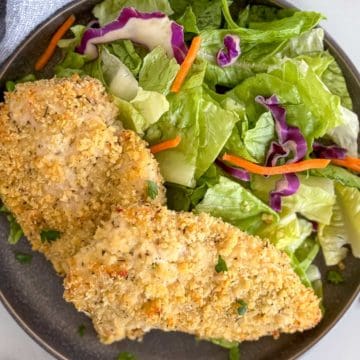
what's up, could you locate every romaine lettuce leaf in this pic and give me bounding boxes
[198,11,323,87]
[57,25,86,49]
[318,201,348,266]
[322,59,353,110]
[334,184,360,258]
[327,106,359,157]
[170,0,223,30]
[294,237,320,271]
[139,46,179,95]
[269,59,344,141]
[310,165,360,190]
[100,47,139,100]
[176,6,199,34]
[93,0,174,26]
[252,175,336,225]
[243,111,275,163]
[196,92,238,178]
[195,176,278,233]
[257,210,312,250]
[146,87,202,187]
[146,85,237,187]
[166,183,207,212]
[114,88,169,135]
[279,28,324,57]
[107,40,143,77]
[238,5,296,25]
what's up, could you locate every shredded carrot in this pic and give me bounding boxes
[35,14,76,71]
[222,153,330,175]
[332,156,360,172]
[171,36,202,93]
[150,136,181,154]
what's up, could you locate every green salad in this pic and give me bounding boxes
[3,0,360,355]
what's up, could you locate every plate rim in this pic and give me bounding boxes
[0,1,359,359]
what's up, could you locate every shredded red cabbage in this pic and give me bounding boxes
[312,141,347,159]
[270,173,300,212]
[77,7,188,63]
[216,35,241,67]
[215,159,250,182]
[255,95,307,211]
[256,95,307,163]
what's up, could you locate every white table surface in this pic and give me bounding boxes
[0,0,359,359]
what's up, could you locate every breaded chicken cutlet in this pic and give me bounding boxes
[64,205,322,344]
[0,75,165,273]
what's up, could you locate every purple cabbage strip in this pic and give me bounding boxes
[256,95,307,163]
[270,173,300,212]
[216,35,241,67]
[215,159,250,182]
[255,95,307,211]
[312,141,347,159]
[265,141,290,167]
[77,7,188,63]
[87,19,100,28]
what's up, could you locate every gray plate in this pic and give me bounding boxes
[0,1,359,359]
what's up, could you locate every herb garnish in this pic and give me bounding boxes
[327,270,344,284]
[14,252,32,264]
[236,299,248,316]
[117,352,136,360]
[78,324,86,337]
[229,345,240,360]
[40,229,61,243]
[215,255,228,273]
[147,180,158,200]
[0,205,24,244]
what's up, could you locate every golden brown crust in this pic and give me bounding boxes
[0,75,165,273]
[64,205,322,344]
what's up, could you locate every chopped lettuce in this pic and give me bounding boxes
[269,59,344,141]
[146,87,202,187]
[334,184,360,256]
[318,202,348,266]
[195,91,238,178]
[310,165,360,190]
[146,86,237,187]
[195,176,278,233]
[93,0,174,26]
[57,25,86,49]
[319,184,360,265]
[252,175,336,225]
[139,47,180,95]
[198,11,323,87]
[327,106,359,157]
[258,210,312,250]
[243,111,274,163]
[107,40,143,77]
[322,59,353,110]
[176,6,199,34]
[170,0,223,30]
[100,47,139,100]
[279,28,325,58]
[114,88,169,135]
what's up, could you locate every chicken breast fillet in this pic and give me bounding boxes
[0,75,165,273]
[64,205,322,344]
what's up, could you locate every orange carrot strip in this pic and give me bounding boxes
[150,136,181,154]
[222,153,330,175]
[171,36,202,93]
[35,14,76,71]
[332,157,360,172]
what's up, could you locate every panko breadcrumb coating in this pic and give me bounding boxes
[0,75,165,273]
[64,205,322,344]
